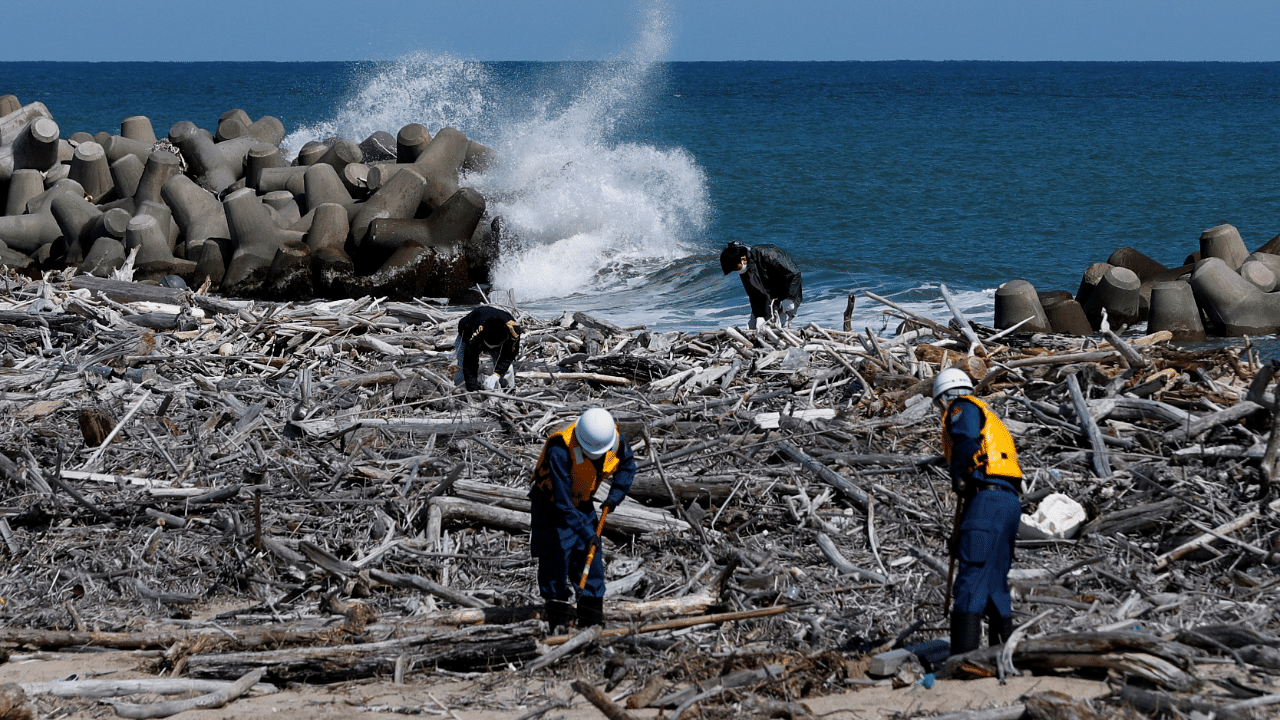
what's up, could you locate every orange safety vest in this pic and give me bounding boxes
[530,422,621,504]
[942,395,1023,481]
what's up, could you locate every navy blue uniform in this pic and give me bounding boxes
[946,398,1022,621]
[528,435,635,601]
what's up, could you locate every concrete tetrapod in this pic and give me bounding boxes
[366,186,486,254]
[1147,281,1206,341]
[0,101,53,182]
[222,187,304,294]
[102,134,154,165]
[244,116,285,146]
[262,190,301,228]
[81,236,126,277]
[109,154,146,204]
[50,192,104,266]
[305,202,354,295]
[170,122,240,193]
[245,144,288,190]
[318,139,362,175]
[464,215,501,283]
[136,200,179,251]
[125,214,195,282]
[341,163,369,198]
[993,279,1053,334]
[303,163,356,213]
[1107,246,1168,280]
[120,115,157,144]
[349,166,427,248]
[1246,252,1280,280]
[265,239,312,299]
[412,127,469,209]
[99,208,132,240]
[1239,259,1277,293]
[0,180,82,253]
[1082,266,1141,331]
[359,131,397,163]
[463,139,497,173]
[0,241,33,269]
[68,141,113,202]
[5,168,44,216]
[1189,256,1280,336]
[1200,224,1249,270]
[1042,295,1093,336]
[295,141,327,167]
[258,167,308,195]
[396,123,431,162]
[12,117,60,173]
[215,117,246,142]
[162,175,230,261]
[1075,262,1112,309]
[193,238,231,290]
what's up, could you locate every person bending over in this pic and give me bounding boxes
[719,241,803,329]
[455,306,522,392]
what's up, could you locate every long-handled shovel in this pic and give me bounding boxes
[945,495,965,611]
[578,507,611,588]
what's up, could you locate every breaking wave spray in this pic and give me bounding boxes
[285,2,708,307]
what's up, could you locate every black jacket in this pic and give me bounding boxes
[739,244,803,319]
[458,306,520,390]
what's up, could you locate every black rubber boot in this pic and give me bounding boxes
[544,599,574,633]
[988,612,1014,646]
[949,612,982,656]
[577,596,605,627]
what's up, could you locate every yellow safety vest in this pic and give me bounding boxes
[530,422,621,504]
[942,395,1022,480]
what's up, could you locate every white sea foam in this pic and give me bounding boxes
[282,1,708,306]
[283,54,491,157]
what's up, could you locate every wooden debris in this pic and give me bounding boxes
[4,266,1280,717]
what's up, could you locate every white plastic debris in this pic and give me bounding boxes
[1018,492,1087,540]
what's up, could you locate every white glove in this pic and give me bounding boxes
[779,299,797,327]
[750,316,768,330]
[483,373,500,391]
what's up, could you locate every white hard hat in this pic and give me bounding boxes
[575,408,618,458]
[932,367,974,400]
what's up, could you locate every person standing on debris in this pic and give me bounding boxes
[455,306,522,392]
[528,407,636,631]
[933,367,1023,656]
[719,241,803,329]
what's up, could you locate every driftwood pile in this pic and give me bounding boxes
[0,95,498,304]
[4,271,1280,718]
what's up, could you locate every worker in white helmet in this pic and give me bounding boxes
[528,408,636,632]
[933,367,1023,657]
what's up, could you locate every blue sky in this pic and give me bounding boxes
[2,0,1279,62]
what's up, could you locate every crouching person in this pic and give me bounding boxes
[528,408,635,632]
[455,306,522,392]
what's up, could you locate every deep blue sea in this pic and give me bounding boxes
[4,60,1280,336]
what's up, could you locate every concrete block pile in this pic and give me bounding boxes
[0,95,499,301]
[995,223,1280,339]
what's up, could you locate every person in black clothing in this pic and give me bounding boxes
[455,306,523,392]
[719,241,803,329]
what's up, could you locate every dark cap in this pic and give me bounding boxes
[719,242,748,275]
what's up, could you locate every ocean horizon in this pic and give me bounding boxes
[4,59,1280,342]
